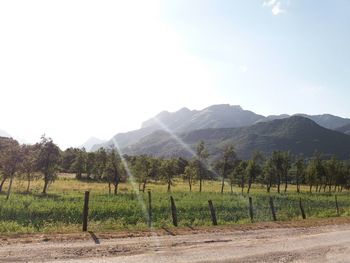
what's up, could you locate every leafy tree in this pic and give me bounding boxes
[104,149,124,195]
[282,152,292,193]
[36,136,61,194]
[271,151,282,193]
[262,159,276,193]
[133,155,152,192]
[61,148,80,173]
[324,157,339,192]
[246,151,263,194]
[183,159,198,192]
[196,140,209,192]
[176,157,188,175]
[295,158,306,193]
[86,152,96,180]
[306,153,324,193]
[229,160,247,194]
[72,149,86,179]
[94,148,108,180]
[160,159,179,192]
[0,138,22,199]
[215,145,237,194]
[20,144,40,192]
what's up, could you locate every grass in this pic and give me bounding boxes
[0,175,349,233]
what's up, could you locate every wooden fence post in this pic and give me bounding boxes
[249,197,254,222]
[170,196,178,227]
[299,198,306,219]
[335,195,340,216]
[269,197,277,221]
[148,190,152,228]
[208,200,218,226]
[82,191,90,232]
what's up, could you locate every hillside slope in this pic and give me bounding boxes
[336,124,350,136]
[124,116,350,160]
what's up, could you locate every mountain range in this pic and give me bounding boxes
[123,116,350,160]
[91,104,350,159]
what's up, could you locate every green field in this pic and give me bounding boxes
[0,175,349,233]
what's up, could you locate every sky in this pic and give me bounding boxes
[0,0,350,149]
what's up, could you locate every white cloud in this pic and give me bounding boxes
[263,0,277,7]
[263,0,286,15]
[272,2,285,15]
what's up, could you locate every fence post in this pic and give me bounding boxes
[299,198,306,219]
[208,200,218,226]
[335,195,340,216]
[82,191,90,232]
[249,197,254,222]
[170,196,178,227]
[148,190,152,228]
[269,197,277,221]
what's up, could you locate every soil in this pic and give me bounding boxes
[1,217,350,262]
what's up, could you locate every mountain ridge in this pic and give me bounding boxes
[92,104,350,151]
[124,116,350,160]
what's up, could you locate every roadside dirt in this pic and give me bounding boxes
[1,217,350,262]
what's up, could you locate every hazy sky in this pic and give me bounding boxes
[1,0,349,149]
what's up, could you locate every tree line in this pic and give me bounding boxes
[1,136,350,197]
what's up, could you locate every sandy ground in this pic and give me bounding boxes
[1,217,350,262]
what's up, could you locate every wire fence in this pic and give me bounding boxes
[0,191,349,233]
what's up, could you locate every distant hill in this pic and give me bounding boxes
[80,137,107,152]
[124,116,350,160]
[93,104,265,150]
[142,104,264,132]
[294,114,350,130]
[0,129,11,138]
[90,126,158,152]
[91,104,350,154]
[336,124,350,136]
[258,114,350,130]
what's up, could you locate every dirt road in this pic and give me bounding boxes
[1,219,350,262]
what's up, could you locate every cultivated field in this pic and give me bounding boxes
[0,174,349,234]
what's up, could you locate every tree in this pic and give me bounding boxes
[196,140,209,192]
[20,144,39,192]
[282,152,292,193]
[176,157,188,176]
[324,157,339,192]
[229,160,247,194]
[0,138,22,199]
[36,136,61,194]
[72,149,86,179]
[160,159,179,192]
[94,148,107,180]
[216,145,237,194]
[183,160,197,192]
[262,159,276,193]
[61,148,80,173]
[86,152,96,180]
[246,151,263,194]
[270,151,284,193]
[133,155,152,192]
[295,158,306,193]
[306,153,324,193]
[104,149,124,195]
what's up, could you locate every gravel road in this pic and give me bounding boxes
[1,220,350,262]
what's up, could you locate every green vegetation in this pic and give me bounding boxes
[0,178,349,233]
[1,135,350,234]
